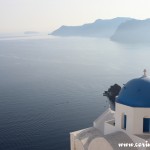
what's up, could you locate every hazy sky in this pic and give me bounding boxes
[0,0,150,33]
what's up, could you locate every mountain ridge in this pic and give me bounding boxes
[111,19,150,43]
[50,17,132,37]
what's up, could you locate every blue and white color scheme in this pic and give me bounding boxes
[70,70,150,150]
[117,70,150,107]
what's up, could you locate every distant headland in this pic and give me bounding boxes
[50,17,150,43]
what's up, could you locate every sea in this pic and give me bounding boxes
[0,34,150,150]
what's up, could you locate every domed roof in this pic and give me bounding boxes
[116,75,150,107]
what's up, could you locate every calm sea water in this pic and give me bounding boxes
[0,35,150,150]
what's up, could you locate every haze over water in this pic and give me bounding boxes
[0,35,150,150]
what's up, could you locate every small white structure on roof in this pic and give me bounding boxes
[70,70,150,150]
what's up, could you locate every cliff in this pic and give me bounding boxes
[111,19,150,43]
[51,17,131,37]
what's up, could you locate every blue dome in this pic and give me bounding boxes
[116,76,150,107]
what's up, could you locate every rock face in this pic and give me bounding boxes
[51,17,131,37]
[111,19,150,43]
[103,84,121,103]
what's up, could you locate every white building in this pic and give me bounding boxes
[70,70,150,150]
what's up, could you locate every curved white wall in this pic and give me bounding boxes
[115,103,150,134]
[88,137,113,150]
